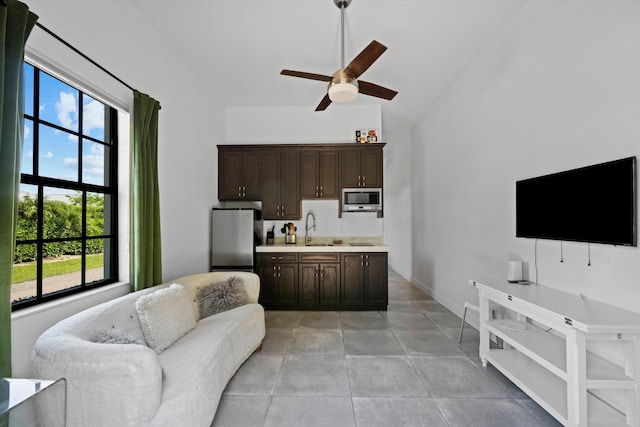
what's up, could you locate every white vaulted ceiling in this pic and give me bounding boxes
[128,0,527,135]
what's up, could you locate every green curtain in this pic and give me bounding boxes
[0,0,37,378]
[131,90,162,291]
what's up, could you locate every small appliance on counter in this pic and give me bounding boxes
[266,225,275,245]
[281,223,297,244]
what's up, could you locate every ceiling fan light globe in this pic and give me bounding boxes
[328,82,358,103]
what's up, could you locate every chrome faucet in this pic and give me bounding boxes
[305,211,316,244]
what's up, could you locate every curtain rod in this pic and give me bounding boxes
[35,21,135,93]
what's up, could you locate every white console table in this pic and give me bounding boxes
[470,278,640,427]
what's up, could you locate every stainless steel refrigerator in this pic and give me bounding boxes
[210,208,262,271]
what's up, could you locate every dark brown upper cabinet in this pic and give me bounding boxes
[218,148,261,201]
[300,149,339,199]
[340,145,383,188]
[262,149,300,220]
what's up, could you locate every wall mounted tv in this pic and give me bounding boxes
[516,157,637,246]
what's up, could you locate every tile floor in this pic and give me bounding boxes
[211,271,562,427]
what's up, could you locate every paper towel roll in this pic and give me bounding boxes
[507,260,523,283]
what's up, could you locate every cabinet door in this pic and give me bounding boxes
[319,150,339,198]
[361,148,382,188]
[257,263,278,306]
[364,253,388,306]
[219,150,243,200]
[341,149,361,188]
[261,151,281,219]
[319,263,340,306]
[280,149,300,219]
[299,264,319,306]
[277,264,298,306]
[300,150,320,199]
[341,254,364,306]
[243,151,262,199]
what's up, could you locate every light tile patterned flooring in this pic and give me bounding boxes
[211,271,562,427]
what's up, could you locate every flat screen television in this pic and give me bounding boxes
[516,157,637,246]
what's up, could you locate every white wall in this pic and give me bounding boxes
[411,2,640,323]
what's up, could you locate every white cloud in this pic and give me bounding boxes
[90,143,104,155]
[82,154,104,176]
[83,99,104,135]
[63,154,104,177]
[64,157,78,168]
[39,104,44,114]
[55,92,77,129]
[27,150,33,158]
[24,124,31,139]
[42,151,53,159]
[68,134,79,142]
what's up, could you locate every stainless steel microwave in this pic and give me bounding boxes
[342,188,382,212]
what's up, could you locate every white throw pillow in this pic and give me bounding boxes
[135,283,198,353]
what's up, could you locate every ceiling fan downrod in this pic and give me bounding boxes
[334,0,351,69]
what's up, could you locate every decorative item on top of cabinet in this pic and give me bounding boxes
[218,147,261,201]
[300,149,339,199]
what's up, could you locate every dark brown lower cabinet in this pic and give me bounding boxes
[257,253,298,309]
[299,253,340,308]
[258,251,387,310]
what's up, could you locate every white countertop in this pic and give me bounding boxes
[257,238,388,253]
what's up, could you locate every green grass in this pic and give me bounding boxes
[12,254,104,284]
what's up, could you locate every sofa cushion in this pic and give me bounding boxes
[135,283,198,353]
[198,276,248,318]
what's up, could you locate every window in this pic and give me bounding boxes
[12,62,118,310]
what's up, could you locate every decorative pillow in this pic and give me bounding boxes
[135,283,198,353]
[198,276,248,318]
[92,329,145,346]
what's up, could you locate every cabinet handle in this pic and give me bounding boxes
[320,267,324,278]
[273,266,276,277]
[362,176,366,186]
[277,206,281,216]
[278,266,281,277]
[358,175,361,186]
[315,266,319,277]
[320,186,323,197]
[282,206,285,215]
[238,186,242,197]
[316,186,319,197]
[243,186,246,197]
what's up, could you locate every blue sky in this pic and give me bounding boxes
[22,63,108,197]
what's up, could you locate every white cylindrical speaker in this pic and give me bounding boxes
[507,260,523,283]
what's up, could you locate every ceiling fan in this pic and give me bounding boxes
[280,0,398,111]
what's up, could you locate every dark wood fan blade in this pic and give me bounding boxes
[358,80,398,100]
[315,94,332,111]
[343,40,387,79]
[281,70,332,82]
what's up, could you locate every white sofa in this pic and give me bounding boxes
[32,271,265,427]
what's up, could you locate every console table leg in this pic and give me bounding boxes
[625,338,640,427]
[566,329,587,427]
[478,289,490,367]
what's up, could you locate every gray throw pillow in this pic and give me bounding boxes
[198,276,248,318]
[93,329,145,345]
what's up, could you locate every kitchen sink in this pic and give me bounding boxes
[349,243,375,246]
[305,243,334,247]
